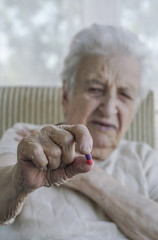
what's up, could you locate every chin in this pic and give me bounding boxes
[91,132,118,149]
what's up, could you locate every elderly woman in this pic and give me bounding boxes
[0,24,158,240]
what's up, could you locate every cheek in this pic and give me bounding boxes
[66,95,98,124]
[119,103,136,132]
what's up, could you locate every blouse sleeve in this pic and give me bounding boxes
[141,143,158,201]
[0,123,41,155]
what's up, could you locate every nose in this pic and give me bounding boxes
[99,92,118,117]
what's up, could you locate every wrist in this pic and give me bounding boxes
[12,163,33,196]
[0,164,30,225]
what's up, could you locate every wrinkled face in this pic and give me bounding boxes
[63,54,141,159]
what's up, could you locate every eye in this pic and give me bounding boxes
[119,91,132,100]
[120,92,128,98]
[88,87,104,97]
[89,88,102,93]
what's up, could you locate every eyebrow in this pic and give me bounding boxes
[84,79,137,92]
[84,79,105,86]
[118,84,137,92]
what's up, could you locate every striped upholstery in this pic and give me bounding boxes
[0,86,155,148]
[125,92,154,148]
[0,87,64,137]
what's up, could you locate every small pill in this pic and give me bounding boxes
[85,153,93,165]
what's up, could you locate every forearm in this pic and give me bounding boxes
[0,165,29,225]
[79,169,158,240]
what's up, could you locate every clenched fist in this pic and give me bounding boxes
[16,124,93,192]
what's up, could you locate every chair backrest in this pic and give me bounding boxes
[0,86,155,148]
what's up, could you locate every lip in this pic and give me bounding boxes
[89,120,117,130]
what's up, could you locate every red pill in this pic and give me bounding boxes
[85,153,93,165]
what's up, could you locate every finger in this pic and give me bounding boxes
[61,124,93,154]
[65,155,93,178]
[18,139,48,168]
[14,135,24,142]
[29,130,62,170]
[43,142,62,170]
[16,129,35,137]
[46,156,93,186]
[41,126,75,166]
[15,128,36,142]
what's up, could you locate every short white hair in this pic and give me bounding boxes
[62,24,151,103]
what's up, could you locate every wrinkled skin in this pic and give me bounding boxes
[0,124,93,225]
[63,54,141,160]
[16,124,93,191]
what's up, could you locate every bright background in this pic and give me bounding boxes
[0,0,158,148]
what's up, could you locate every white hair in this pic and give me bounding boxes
[62,24,151,103]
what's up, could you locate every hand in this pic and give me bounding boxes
[16,124,93,192]
[14,128,37,142]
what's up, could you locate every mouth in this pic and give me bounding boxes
[90,120,117,131]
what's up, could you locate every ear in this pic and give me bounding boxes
[62,81,70,115]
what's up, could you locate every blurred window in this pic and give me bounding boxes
[0,0,83,86]
[121,0,158,148]
[121,0,158,109]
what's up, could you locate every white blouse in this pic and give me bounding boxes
[0,123,158,240]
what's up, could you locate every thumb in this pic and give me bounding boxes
[47,156,93,187]
[65,156,93,178]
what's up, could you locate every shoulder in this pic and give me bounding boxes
[117,139,158,172]
[118,139,157,158]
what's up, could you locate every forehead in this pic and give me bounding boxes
[75,54,141,89]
